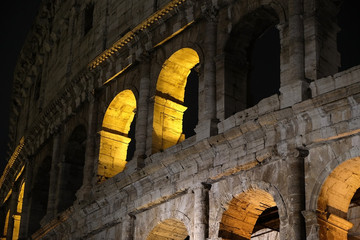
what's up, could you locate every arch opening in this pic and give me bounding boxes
[98,90,136,181]
[337,0,360,72]
[28,157,51,235]
[147,218,189,240]
[12,182,25,240]
[2,210,10,239]
[183,67,199,138]
[317,156,360,239]
[57,125,86,213]
[152,48,199,153]
[219,189,279,240]
[224,7,280,117]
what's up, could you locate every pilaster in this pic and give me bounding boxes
[43,132,61,220]
[122,214,135,240]
[285,148,308,240]
[77,95,98,202]
[196,6,218,140]
[193,183,211,240]
[280,0,309,108]
[134,59,150,169]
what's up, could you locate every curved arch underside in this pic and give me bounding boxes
[98,90,137,180]
[152,48,199,153]
[219,189,277,240]
[317,156,360,239]
[147,218,189,240]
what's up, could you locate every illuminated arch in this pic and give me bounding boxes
[317,156,360,239]
[152,48,199,153]
[219,188,279,240]
[98,90,136,180]
[147,219,189,240]
[2,210,9,238]
[12,182,25,240]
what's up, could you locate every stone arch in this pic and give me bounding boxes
[317,156,360,239]
[147,219,189,240]
[227,0,287,27]
[2,209,10,238]
[28,156,52,235]
[213,180,287,240]
[222,3,282,118]
[219,189,278,239]
[98,89,137,180]
[152,48,200,153]
[12,181,25,240]
[57,125,87,213]
[308,143,360,211]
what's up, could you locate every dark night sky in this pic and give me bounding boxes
[0,0,41,172]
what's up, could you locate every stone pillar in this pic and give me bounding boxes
[122,214,135,240]
[303,0,339,80]
[44,132,62,220]
[134,59,150,169]
[193,183,211,240]
[280,0,308,108]
[18,161,33,239]
[77,96,98,201]
[6,188,18,240]
[196,9,218,140]
[302,210,319,240]
[286,148,307,240]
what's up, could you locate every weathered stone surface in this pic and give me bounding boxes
[1,0,360,240]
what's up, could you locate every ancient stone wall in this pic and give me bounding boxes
[1,0,360,239]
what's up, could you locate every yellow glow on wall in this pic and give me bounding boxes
[3,189,12,204]
[3,210,9,237]
[219,189,276,240]
[12,182,25,240]
[14,166,24,182]
[152,48,199,153]
[317,156,360,239]
[98,90,136,181]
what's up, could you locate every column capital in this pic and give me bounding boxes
[192,182,212,192]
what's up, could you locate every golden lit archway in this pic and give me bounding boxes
[219,188,279,240]
[12,182,25,240]
[2,210,10,239]
[317,156,360,239]
[147,219,189,240]
[98,90,136,180]
[152,48,199,153]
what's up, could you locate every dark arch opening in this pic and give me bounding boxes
[126,115,136,162]
[28,157,51,235]
[57,125,86,213]
[337,0,360,72]
[183,67,199,138]
[224,7,280,117]
[247,26,280,108]
[251,206,280,238]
